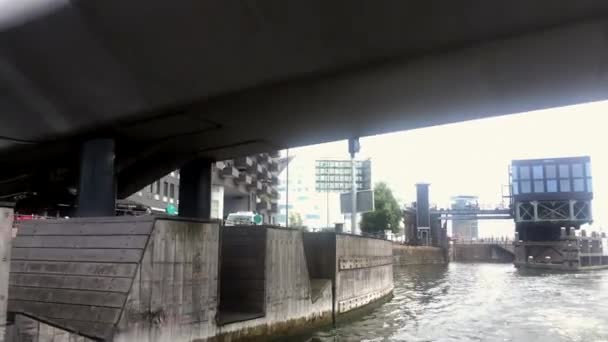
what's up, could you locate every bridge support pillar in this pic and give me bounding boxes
[179,158,212,219]
[0,203,14,341]
[77,139,116,217]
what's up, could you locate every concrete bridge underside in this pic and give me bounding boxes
[2,1,608,199]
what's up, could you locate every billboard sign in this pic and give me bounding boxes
[340,189,374,214]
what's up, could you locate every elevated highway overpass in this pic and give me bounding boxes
[2,1,608,204]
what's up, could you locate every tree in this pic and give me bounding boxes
[289,212,303,228]
[360,182,402,234]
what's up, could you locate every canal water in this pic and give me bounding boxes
[308,263,608,342]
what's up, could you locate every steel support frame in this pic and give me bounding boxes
[515,200,591,223]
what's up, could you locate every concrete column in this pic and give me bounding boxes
[179,158,212,219]
[77,139,116,217]
[0,203,14,341]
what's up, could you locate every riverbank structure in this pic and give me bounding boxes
[510,156,608,270]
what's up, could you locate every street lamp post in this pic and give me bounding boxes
[349,138,360,234]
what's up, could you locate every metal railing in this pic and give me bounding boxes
[455,238,513,245]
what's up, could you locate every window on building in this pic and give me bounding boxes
[512,182,519,195]
[560,179,571,192]
[533,180,544,193]
[512,167,518,180]
[572,164,583,178]
[155,181,161,194]
[170,184,175,199]
[163,182,168,196]
[544,165,557,193]
[520,166,530,180]
[521,181,531,194]
[559,164,570,178]
[573,178,585,192]
[149,184,153,193]
[545,165,556,179]
[532,165,543,179]
[587,178,593,193]
[585,162,592,178]
[547,179,558,193]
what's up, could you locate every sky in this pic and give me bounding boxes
[285,100,608,237]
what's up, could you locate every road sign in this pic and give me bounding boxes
[315,159,372,192]
[340,189,374,214]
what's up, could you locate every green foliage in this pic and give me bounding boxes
[289,212,303,228]
[360,182,402,234]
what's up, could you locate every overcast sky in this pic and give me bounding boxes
[287,100,608,236]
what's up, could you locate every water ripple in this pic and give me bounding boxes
[307,263,608,342]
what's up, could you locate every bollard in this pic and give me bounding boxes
[0,203,14,341]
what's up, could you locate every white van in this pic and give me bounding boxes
[224,211,256,226]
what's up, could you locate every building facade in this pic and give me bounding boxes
[128,152,280,222]
[450,195,479,241]
[274,157,372,230]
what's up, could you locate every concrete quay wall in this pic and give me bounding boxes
[216,227,333,340]
[6,222,395,341]
[5,217,220,342]
[334,234,394,314]
[452,244,513,263]
[392,245,446,265]
[303,233,394,316]
[0,206,14,341]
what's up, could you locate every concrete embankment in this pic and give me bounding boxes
[303,233,394,317]
[393,244,447,265]
[4,218,394,341]
[452,244,514,263]
[1,205,14,341]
